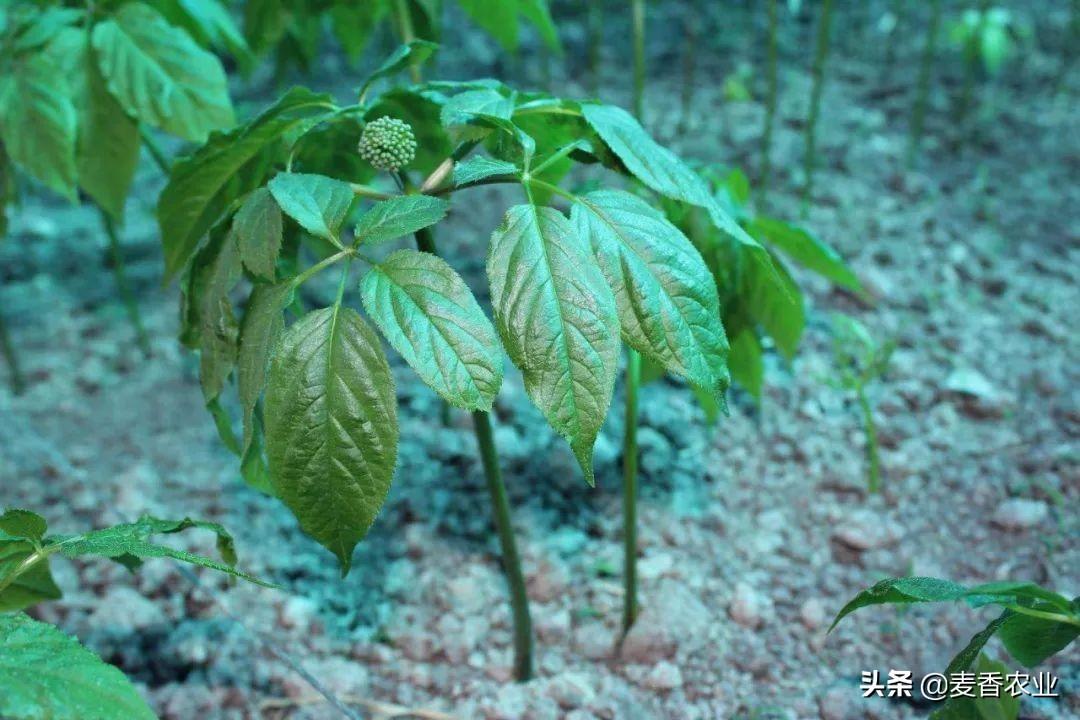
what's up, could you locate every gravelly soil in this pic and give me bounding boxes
[1,3,1077,719]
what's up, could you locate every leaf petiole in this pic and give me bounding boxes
[523,177,577,204]
[290,249,354,289]
[1003,604,1080,629]
[528,141,586,177]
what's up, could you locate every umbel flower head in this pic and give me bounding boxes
[358,117,417,171]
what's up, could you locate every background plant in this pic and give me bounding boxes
[242,0,561,79]
[0,507,266,719]
[827,314,893,493]
[802,0,835,213]
[0,0,240,380]
[832,576,1079,719]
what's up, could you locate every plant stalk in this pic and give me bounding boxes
[620,349,641,640]
[856,386,880,493]
[407,217,534,679]
[759,0,779,207]
[678,0,700,131]
[471,410,534,681]
[588,0,603,95]
[393,0,422,83]
[802,0,834,215]
[101,210,151,356]
[0,309,25,394]
[631,0,646,120]
[908,0,942,166]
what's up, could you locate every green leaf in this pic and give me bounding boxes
[0,510,47,542]
[0,614,156,720]
[358,40,439,99]
[78,41,140,221]
[238,282,291,453]
[997,608,1079,667]
[830,577,969,631]
[264,306,398,573]
[361,249,503,411]
[206,396,241,455]
[965,582,1073,612]
[453,155,518,186]
[56,515,267,586]
[727,325,763,400]
[742,251,804,360]
[158,87,334,280]
[234,187,283,280]
[970,654,1020,720]
[353,195,449,246]
[458,0,518,52]
[441,88,515,137]
[192,228,242,401]
[519,0,562,54]
[0,537,62,613]
[931,651,1020,720]
[154,0,253,67]
[749,217,861,291]
[92,3,234,141]
[580,102,767,253]
[330,1,388,61]
[487,205,620,484]
[0,53,77,200]
[571,190,729,400]
[240,409,275,495]
[268,172,355,243]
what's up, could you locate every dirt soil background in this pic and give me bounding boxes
[1,2,1077,719]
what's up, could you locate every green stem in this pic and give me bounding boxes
[588,0,603,95]
[101,210,151,356]
[802,0,834,215]
[856,386,880,493]
[678,0,700,131]
[908,0,942,167]
[0,309,25,394]
[393,0,422,83]
[1058,0,1079,92]
[631,0,646,120]
[620,350,641,640]
[290,249,353,288]
[1003,604,1080,629]
[881,0,903,82]
[954,0,991,152]
[472,410,533,681]
[0,545,57,595]
[759,0,779,208]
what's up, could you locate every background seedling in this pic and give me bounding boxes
[828,314,894,494]
[909,0,944,165]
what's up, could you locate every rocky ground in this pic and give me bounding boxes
[1,3,1077,719]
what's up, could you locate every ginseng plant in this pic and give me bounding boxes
[908,0,943,165]
[827,314,893,493]
[0,0,241,378]
[159,40,768,679]
[832,577,1079,719]
[802,0,834,214]
[946,3,1020,147]
[0,507,267,719]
